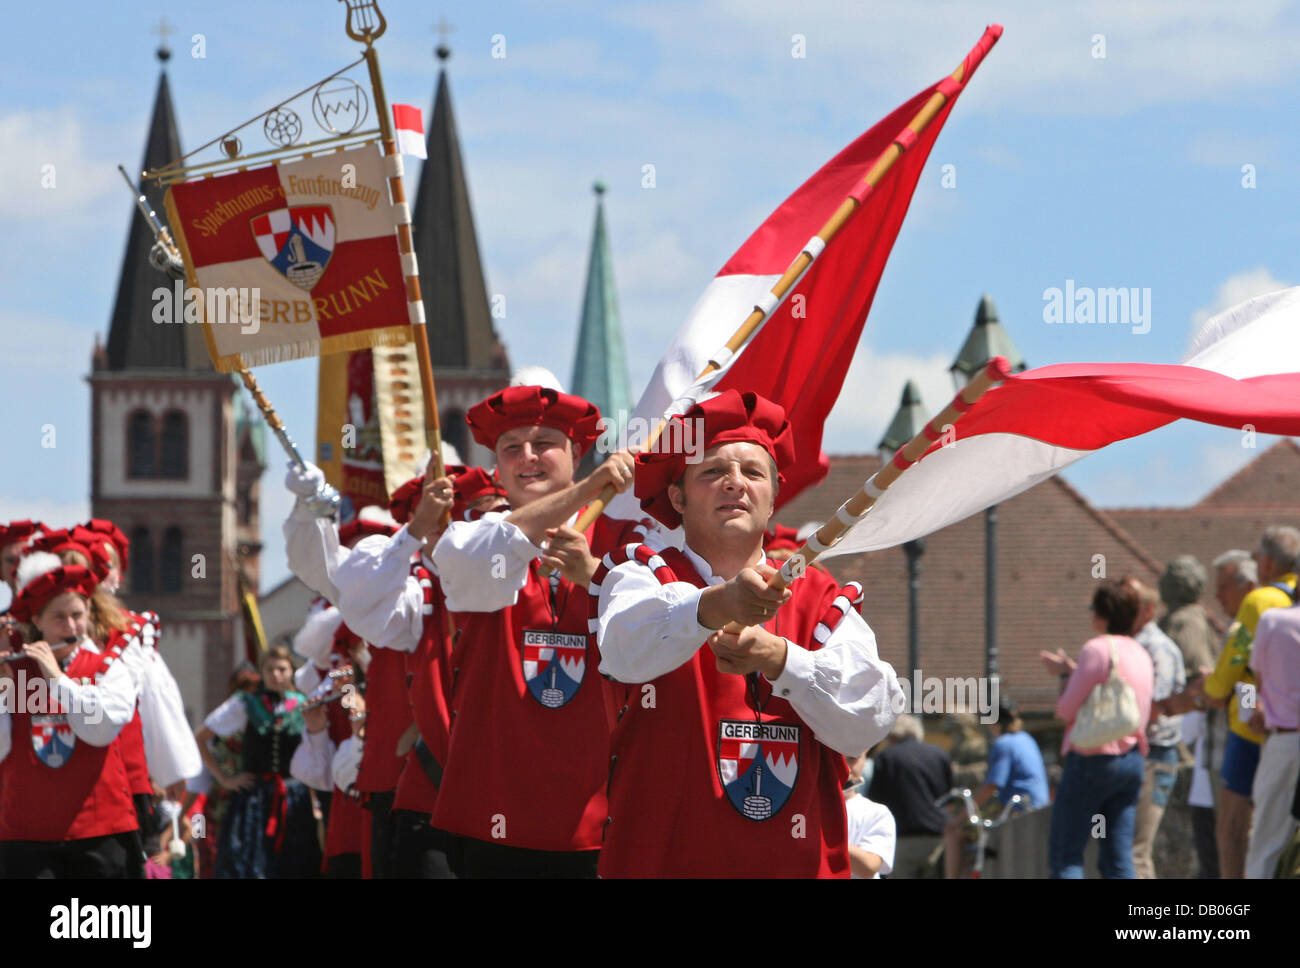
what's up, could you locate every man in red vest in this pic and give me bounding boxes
[346,384,639,877]
[592,390,902,877]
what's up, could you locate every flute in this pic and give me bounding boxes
[0,636,79,664]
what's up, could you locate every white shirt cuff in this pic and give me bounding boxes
[502,518,545,564]
[767,639,812,699]
[668,585,713,641]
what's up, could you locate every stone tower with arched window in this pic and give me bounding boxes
[88,48,264,720]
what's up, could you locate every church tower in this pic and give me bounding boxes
[411,43,511,466]
[88,45,265,719]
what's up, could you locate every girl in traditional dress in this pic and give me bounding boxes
[195,646,322,878]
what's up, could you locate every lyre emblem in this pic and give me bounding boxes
[339,0,387,44]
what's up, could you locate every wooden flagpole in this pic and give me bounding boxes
[541,28,1000,576]
[565,29,997,538]
[343,0,447,483]
[719,356,1011,634]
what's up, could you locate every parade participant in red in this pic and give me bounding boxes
[1,520,44,654]
[338,385,640,877]
[593,390,902,877]
[283,492,410,878]
[28,529,155,836]
[2,520,45,592]
[0,554,143,877]
[81,518,129,595]
[195,645,321,878]
[75,519,201,791]
[389,465,508,878]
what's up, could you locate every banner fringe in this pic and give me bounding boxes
[212,326,412,372]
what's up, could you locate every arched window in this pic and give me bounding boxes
[128,411,156,478]
[130,526,154,593]
[159,410,188,479]
[442,408,467,462]
[160,527,183,594]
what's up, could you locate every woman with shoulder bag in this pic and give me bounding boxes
[1040,579,1154,878]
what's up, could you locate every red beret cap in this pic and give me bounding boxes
[466,386,602,457]
[633,390,795,530]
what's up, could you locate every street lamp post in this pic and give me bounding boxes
[879,380,930,681]
[949,294,1027,690]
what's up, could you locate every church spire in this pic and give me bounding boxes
[411,44,508,373]
[103,47,207,371]
[571,181,631,461]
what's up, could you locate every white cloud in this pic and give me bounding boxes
[606,0,1300,119]
[1188,267,1294,350]
[0,496,90,531]
[822,342,956,454]
[1186,132,1282,170]
[0,111,120,218]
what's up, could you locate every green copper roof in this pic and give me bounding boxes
[950,293,1028,381]
[571,182,631,461]
[233,385,267,466]
[878,380,929,456]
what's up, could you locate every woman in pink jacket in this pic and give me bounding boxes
[1040,579,1154,878]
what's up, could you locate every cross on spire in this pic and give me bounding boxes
[434,16,454,60]
[153,15,174,62]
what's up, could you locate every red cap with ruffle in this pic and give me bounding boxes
[466,386,603,457]
[29,529,113,583]
[763,524,803,555]
[389,465,466,524]
[83,518,129,571]
[338,509,400,547]
[11,564,97,624]
[389,466,511,524]
[0,519,44,550]
[634,390,796,529]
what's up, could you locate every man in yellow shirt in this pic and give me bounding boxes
[1203,528,1299,879]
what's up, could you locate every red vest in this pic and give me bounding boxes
[593,546,854,878]
[354,644,413,794]
[392,564,456,816]
[430,514,645,851]
[323,623,362,746]
[0,637,138,842]
[325,782,365,859]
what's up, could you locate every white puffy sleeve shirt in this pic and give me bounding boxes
[332,737,364,791]
[290,728,336,791]
[333,527,426,654]
[283,501,350,605]
[431,512,545,613]
[138,647,203,786]
[596,545,902,757]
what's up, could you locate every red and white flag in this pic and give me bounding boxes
[607,26,1002,521]
[821,286,1300,557]
[392,104,426,159]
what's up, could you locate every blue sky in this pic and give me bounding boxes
[1,0,1297,592]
